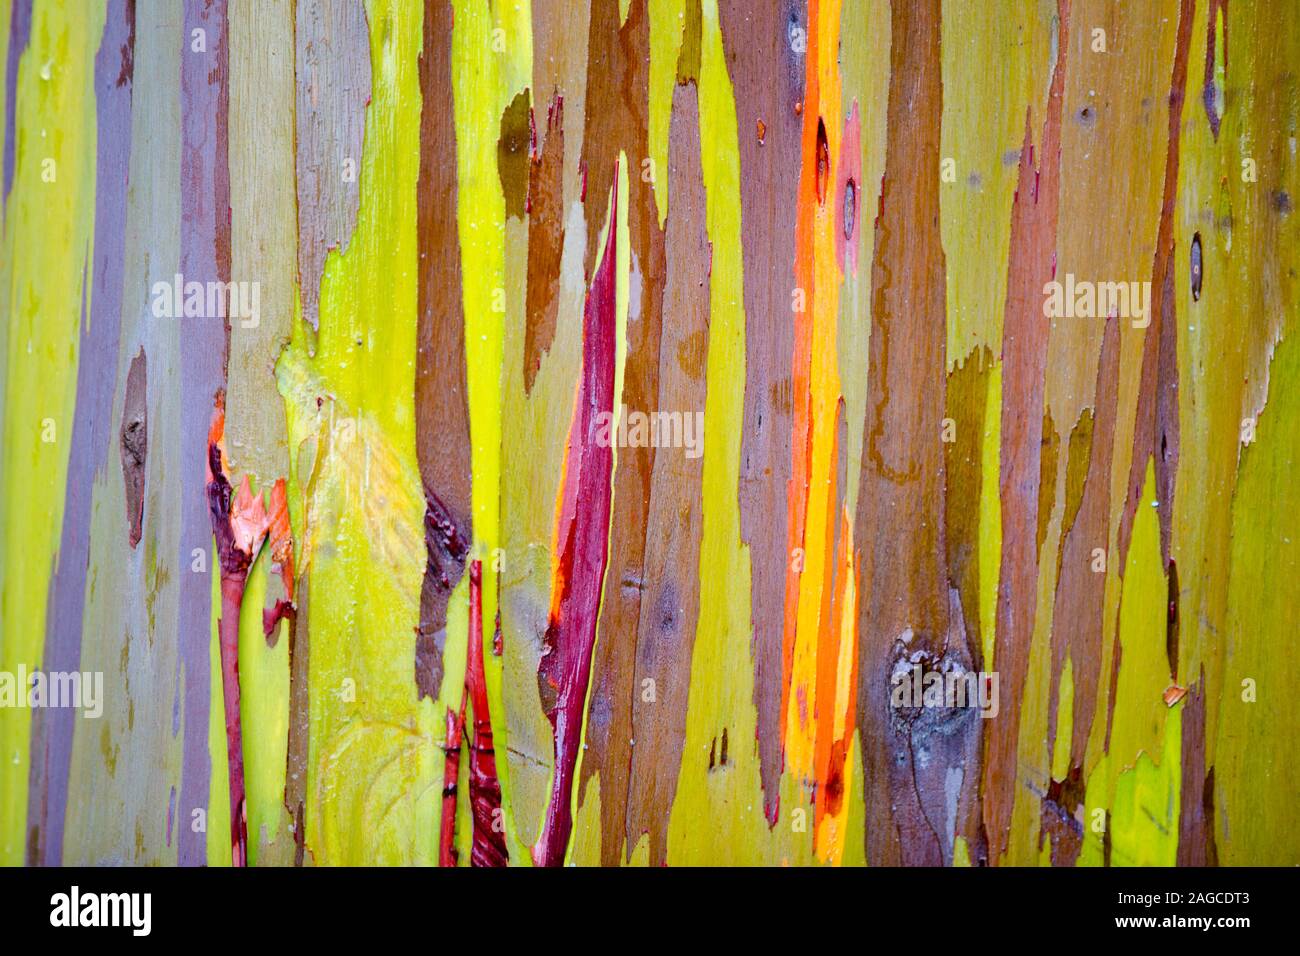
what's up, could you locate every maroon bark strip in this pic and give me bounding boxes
[1117,0,1194,572]
[435,563,498,870]
[574,0,669,866]
[25,0,135,867]
[175,0,232,868]
[1177,672,1219,865]
[534,165,619,868]
[1165,558,1180,677]
[719,0,804,823]
[207,471,248,869]
[121,348,148,548]
[414,0,472,701]
[1040,765,1086,865]
[262,599,292,641]
[523,94,565,395]
[439,560,513,867]
[1201,0,1226,140]
[623,81,710,865]
[206,411,267,868]
[2,0,31,207]
[982,0,1070,863]
[855,0,980,867]
[294,0,370,332]
[464,560,509,866]
[1041,317,1120,866]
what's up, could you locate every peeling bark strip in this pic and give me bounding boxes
[1060,319,1120,772]
[294,0,370,332]
[575,0,669,866]
[1041,317,1120,866]
[121,348,148,549]
[855,0,978,868]
[25,0,136,866]
[414,0,472,701]
[534,166,620,868]
[721,0,804,823]
[523,94,566,395]
[499,90,532,220]
[205,397,295,868]
[982,0,1070,864]
[205,398,249,868]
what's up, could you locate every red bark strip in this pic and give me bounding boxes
[437,561,508,867]
[464,561,509,866]
[534,165,620,868]
[981,0,1070,863]
[415,0,473,701]
[439,704,464,868]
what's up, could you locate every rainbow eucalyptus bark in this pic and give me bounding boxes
[533,170,619,868]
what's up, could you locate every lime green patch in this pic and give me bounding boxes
[0,0,105,865]
[1051,655,1073,783]
[979,362,1002,671]
[238,538,290,863]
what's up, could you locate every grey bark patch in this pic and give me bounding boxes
[121,348,148,549]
